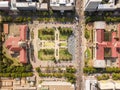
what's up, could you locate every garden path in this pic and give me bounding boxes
[55,28,60,60]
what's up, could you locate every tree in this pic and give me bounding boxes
[112,73,120,80]
[66,67,76,73]
[49,10,53,16]
[83,67,97,74]
[106,67,120,73]
[64,73,76,84]
[27,17,32,22]
[97,74,109,80]
[36,67,41,73]
[25,64,32,72]
[7,16,13,22]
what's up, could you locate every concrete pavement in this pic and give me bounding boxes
[75,0,85,90]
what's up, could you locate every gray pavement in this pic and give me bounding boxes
[75,0,85,90]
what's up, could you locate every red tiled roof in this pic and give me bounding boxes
[111,32,117,57]
[3,24,8,34]
[5,37,20,49]
[116,42,120,47]
[20,25,27,41]
[112,47,117,57]
[20,48,27,64]
[96,25,120,61]
[96,45,104,60]
[97,29,104,43]
[5,25,28,64]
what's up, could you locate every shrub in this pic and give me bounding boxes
[85,29,90,39]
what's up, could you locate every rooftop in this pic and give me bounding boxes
[98,80,114,90]
[94,22,120,67]
[98,80,120,90]
[3,24,9,34]
[39,81,75,90]
[0,1,9,8]
[5,25,28,64]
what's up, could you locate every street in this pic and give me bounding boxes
[75,0,85,90]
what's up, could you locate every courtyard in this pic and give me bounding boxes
[37,27,73,61]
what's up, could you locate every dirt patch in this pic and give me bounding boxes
[9,23,20,36]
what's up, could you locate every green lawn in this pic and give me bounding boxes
[59,49,72,61]
[84,48,93,67]
[59,35,68,41]
[84,29,90,40]
[38,28,55,40]
[58,27,73,41]
[84,48,91,60]
[38,49,55,60]
[60,43,67,47]
[44,42,55,47]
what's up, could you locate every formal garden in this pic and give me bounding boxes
[37,27,73,61]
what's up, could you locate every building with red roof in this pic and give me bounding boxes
[94,22,120,68]
[5,25,28,64]
[3,24,9,34]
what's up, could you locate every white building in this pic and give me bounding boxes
[85,77,97,90]
[98,4,116,11]
[16,2,37,10]
[6,0,48,11]
[37,3,48,10]
[50,0,75,11]
[98,0,116,11]
[84,0,120,11]
[98,80,120,90]
[38,81,75,90]
[84,0,102,11]
[0,1,10,10]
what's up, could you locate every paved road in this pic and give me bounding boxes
[75,0,85,90]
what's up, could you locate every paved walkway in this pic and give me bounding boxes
[55,28,59,60]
